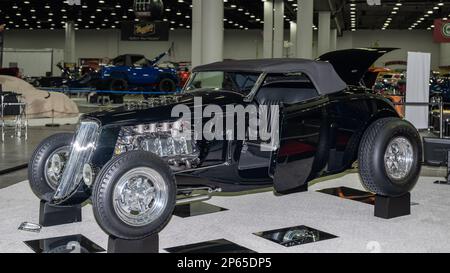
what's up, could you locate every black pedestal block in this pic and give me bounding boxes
[107,234,159,253]
[39,201,82,227]
[277,183,308,195]
[374,193,411,219]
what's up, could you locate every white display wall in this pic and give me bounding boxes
[2,48,64,77]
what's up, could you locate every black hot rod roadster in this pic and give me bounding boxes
[29,48,421,239]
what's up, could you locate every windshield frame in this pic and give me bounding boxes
[182,71,266,100]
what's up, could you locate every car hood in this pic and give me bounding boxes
[82,90,246,126]
[316,48,398,86]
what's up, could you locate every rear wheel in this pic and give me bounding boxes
[92,151,176,239]
[158,78,176,93]
[109,79,127,104]
[358,117,422,197]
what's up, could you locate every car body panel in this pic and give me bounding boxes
[317,48,398,86]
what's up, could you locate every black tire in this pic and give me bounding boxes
[358,117,422,197]
[342,129,364,169]
[109,79,127,104]
[28,133,73,201]
[158,78,176,92]
[92,151,176,240]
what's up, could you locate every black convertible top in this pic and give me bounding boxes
[193,58,347,95]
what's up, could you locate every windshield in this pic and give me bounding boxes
[131,56,149,67]
[185,71,261,95]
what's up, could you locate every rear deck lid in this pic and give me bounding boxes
[316,48,398,86]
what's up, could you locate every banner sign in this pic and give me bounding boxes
[367,0,381,6]
[121,21,169,41]
[434,19,450,43]
[405,52,431,129]
[0,24,4,68]
[67,0,81,5]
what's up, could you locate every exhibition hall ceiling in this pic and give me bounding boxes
[0,0,448,31]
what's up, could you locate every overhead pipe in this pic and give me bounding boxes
[328,0,346,36]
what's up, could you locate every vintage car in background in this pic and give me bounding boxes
[0,67,21,78]
[29,48,422,240]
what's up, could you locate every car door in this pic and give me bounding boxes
[271,96,330,193]
[128,56,155,85]
[237,73,330,191]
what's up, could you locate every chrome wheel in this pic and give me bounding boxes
[384,137,414,181]
[44,146,70,190]
[113,167,168,227]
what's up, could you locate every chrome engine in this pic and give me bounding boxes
[114,120,200,171]
[124,96,182,110]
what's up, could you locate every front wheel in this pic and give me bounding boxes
[358,117,422,197]
[28,133,73,201]
[92,151,176,240]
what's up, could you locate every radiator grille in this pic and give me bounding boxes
[53,120,100,202]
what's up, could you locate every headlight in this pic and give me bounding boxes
[82,163,94,186]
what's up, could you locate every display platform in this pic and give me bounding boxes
[173,202,228,218]
[24,234,104,253]
[1,173,450,253]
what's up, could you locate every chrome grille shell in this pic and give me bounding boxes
[52,120,100,202]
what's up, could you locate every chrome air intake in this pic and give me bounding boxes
[53,120,100,202]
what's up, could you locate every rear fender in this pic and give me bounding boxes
[348,107,400,164]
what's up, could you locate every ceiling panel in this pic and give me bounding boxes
[0,0,447,31]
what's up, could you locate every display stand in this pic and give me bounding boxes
[434,150,450,185]
[45,110,60,128]
[39,200,82,227]
[107,234,159,253]
[374,193,411,219]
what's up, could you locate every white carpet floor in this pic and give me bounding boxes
[1,173,449,253]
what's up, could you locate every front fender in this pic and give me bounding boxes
[91,126,121,168]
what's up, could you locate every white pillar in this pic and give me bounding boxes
[290,22,297,58]
[273,0,284,58]
[191,0,202,68]
[64,21,76,64]
[440,43,450,67]
[263,0,274,58]
[318,11,331,56]
[296,0,314,59]
[330,28,337,51]
[201,0,224,64]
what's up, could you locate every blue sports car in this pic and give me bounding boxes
[95,52,179,102]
